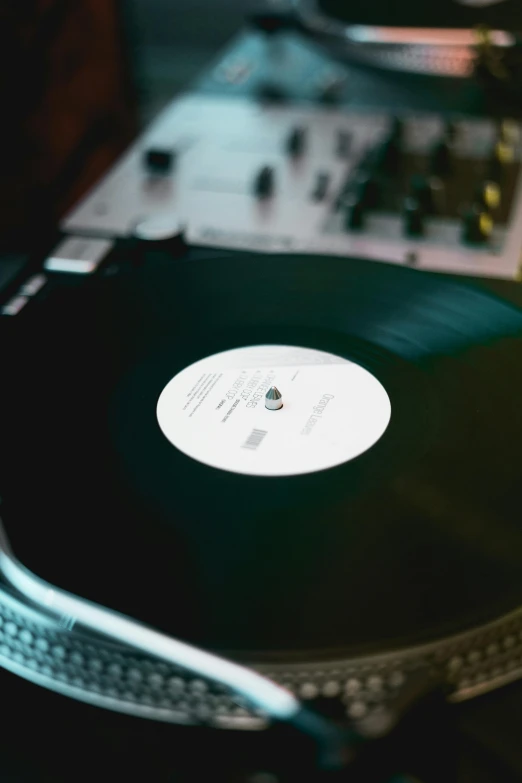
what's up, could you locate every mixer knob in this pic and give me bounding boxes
[489,140,514,182]
[132,215,186,259]
[475,180,501,211]
[353,170,380,209]
[343,194,365,231]
[143,147,176,175]
[495,140,514,164]
[336,130,352,158]
[311,172,330,201]
[378,138,400,174]
[379,116,403,146]
[430,139,452,177]
[375,119,403,174]
[317,72,345,104]
[410,175,436,214]
[286,126,307,157]
[254,165,275,198]
[498,119,519,145]
[403,197,424,237]
[462,205,493,244]
[443,120,458,142]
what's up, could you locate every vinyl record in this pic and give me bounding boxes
[2,251,522,666]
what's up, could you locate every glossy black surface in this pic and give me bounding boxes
[317,0,522,28]
[2,252,522,660]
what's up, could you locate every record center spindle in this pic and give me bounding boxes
[265,386,283,410]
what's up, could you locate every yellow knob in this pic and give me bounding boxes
[483,181,501,210]
[479,212,493,237]
[495,140,514,165]
[500,120,519,145]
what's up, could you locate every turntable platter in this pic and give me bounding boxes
[2,252,522,667]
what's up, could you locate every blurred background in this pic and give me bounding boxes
[129,0,245,118]
[2,0,521,248]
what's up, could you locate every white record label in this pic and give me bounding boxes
[156,345,391,477]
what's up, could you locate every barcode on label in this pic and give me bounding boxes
[242,428,268,450]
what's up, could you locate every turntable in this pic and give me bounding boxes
[3,2,522,780]
[2,242,522,779]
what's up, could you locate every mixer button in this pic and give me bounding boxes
[254,165,275,198]
[143,147,176,175]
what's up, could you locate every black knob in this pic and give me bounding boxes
[343,195,365,231]
[254,166,275,198]
[403,197,424,237]
[352,170,380,209]
[443,120,458,142]
[410,175,435,214]
[143,148,175,175]
[462,204,493,244]
[430,139,452,176]
[391,117,403,138]
[317,74,345,104]
[336,130,352,159]
[311,172,330,202]
[379,138,401,174]
[374,120,403,175]
[286,126,306,157]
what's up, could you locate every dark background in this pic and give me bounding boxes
[0,0,246,246]
[318,0,522,28]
